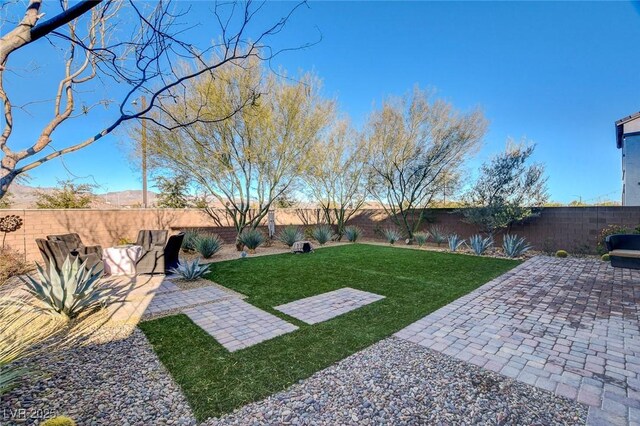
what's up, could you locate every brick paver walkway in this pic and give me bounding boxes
[184,299,298,352]
[275,287,385,324]
[395,256,640,426]
[144,286,233,316]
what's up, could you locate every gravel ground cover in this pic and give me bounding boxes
[208,338,588,426]
[1,327,196,426]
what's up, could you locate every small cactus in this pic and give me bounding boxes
[555,250,568,258]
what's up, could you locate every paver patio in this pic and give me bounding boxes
[274,287,385,324]
[144,285,233,317]
[184,299,298,352]
[395,256,640,426]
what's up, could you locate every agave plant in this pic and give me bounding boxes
[170,259,211,281]
[194,234,222,259]
[382,228,402,244]
[469,234,493,256]
[312,225,335,245]
[344,226,362,243]
[447,234,465,252]
[277,226,303,247]
[238,228,266,251]
[502,234,532,258]
[181,229,200,252]
[21,257,113,319]
[429,225,448,246]
[413,232,429,247]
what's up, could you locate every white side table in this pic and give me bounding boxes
[103,245,143,276]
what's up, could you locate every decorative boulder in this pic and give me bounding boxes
[291,240,313,254]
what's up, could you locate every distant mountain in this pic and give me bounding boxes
[2,183,158,209]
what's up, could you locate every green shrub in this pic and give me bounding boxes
[343,226,362,242]
[429,225,447,246]
[21,257,115,319]
[502,234,531,258]
[194,234,222,259]
[312,225,335,245]
[41,416,76,426]
[171,259,211,281]
[556,250,568,258]
[382,228,402,244]
[413,232,429,247]
[277,226,303,247]
[601,253,611,262]
[181,229,200,252]
[238,229,265,251]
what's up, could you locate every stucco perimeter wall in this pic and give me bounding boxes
[3,206,640,261]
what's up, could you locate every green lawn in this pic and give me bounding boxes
[139,244,519,421]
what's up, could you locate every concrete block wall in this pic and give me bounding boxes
[3,206,640,262]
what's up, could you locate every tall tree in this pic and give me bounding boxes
[0,0,307,199]
[461,141,548,235]
[35,180,95,209]
[366,88,487,238]
[143,58,333,244]
[306,119,371,239]
[155,174,190,209]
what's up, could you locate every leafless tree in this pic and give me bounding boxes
[366,87,488,239]
[0,0,308,199]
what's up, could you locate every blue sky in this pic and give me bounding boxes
[6,1,640,203]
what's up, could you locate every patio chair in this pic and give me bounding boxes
[164,232,185,272]
[36,238,104,275]
[47,233,103,258]
[606,234,640,269]
[135,230,168,274]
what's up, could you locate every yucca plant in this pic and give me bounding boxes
[429,225,448,246]
[181,229,200,252]
[382,228,402,244]
[21,257,113,319]
[469,234,493,256]
[170,259,211,281]
[344,226,362,243]
[312,225,335,245]
[413,232,429,247]
[277,226,303,247]
[447,234,465,252]
[238,228,265,251]
[194,234,222,259]
[502,234,531,258]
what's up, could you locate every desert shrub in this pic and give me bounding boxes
[41,416,76,426]
[170,259,211,281]
[0,247,31,286]
[469,234,493,255]
[382,228,402,244]
[278,226,303,247]
[601,253,610,262]
[238,229,265,250]
[312,225,335,245]
[502,234,531,258]
[414,232,429,247]
[447,234,465,252]
[429,225,447,246]
[596,224,636,255]
[181,229,201,252]
[344,226,362,242]
[194,234,222,259]
[556,250,568,258]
